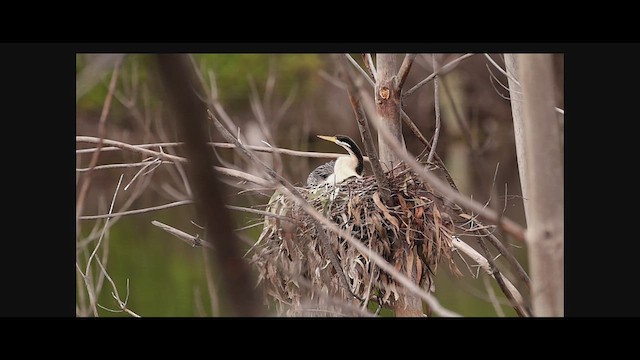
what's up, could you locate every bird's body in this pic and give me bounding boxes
[306,135,364,187]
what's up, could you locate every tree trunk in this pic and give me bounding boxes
[517,54,564,317]
[376,54,421,317]
[376,54,406,172]
[505,54,530,225]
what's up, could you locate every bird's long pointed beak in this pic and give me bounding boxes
[317,135,337,143]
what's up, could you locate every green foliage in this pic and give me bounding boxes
[192,54,323,108]
[77,54,325,120]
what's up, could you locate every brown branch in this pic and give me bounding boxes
[80,200,193,220]
[363,53,377,83]
[403,53,475,98]
[396,54,416,90]
[155,54,262,317]
[335,55,392,206]
[427,54,441,164]
[475,238,530,317]
[345,53,376,87]
[76,58,123,239]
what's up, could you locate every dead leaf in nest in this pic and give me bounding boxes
[415,206,424,228]
[373,191,400,229]
[397,194,408,211]
[459,213,474,220]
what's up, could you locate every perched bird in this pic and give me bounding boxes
[306,135,364,187]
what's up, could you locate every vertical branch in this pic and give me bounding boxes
[396,54,416,90]
[155,54,263,317]
[504,54,530,225]
[376,54,406,172]
[335,56,392,206]
[363,53,377,82]
[76,58,123,238]
[427,54,441,164]
[518,54,564,317]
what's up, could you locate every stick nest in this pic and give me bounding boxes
[250,166,464,316]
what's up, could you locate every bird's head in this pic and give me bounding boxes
[317,135,360,155]
[317,134,364,176]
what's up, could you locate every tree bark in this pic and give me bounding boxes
[375,54,420,316]
[376,54,406,172]
[518,54,564,317]
[505,54,530,225]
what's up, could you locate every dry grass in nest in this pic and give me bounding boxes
[250,165,464,316]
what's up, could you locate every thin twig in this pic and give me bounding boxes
[452,237,526,315]
[427,54,441,164]
[77,137,367,161]
[484,53,520,86]
[396,54,416,90]
[476,238,530,317]
[152,220,213,249]
[363,54,377,83]
[483,273,506,317]
[76,58,123,239]
[75,137,270,186]
[80,200,193,220]
[403,53,475,98]
[345,54,376,87]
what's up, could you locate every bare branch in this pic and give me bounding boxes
[452,237,526,314]
[396,54,417,90]
[484,53,520,86]
[76,58,123,239]
[75,136,271,186]
[345,54,376,87]
[363,53,377,83]
[152,220,214,249]
[80,200,193,220]
[427,54,441,164]
[483,274,505,317]
[403,53,475,98]
[77,137,367,161]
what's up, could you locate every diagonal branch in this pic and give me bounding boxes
[345,54,376,87]
[396,54,416,90]
[403,53,475,99]
[363,53,377,83]
[335,55,392,206]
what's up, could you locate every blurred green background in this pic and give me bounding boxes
[77,53,562,317]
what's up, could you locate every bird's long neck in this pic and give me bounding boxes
[345,143,364,176]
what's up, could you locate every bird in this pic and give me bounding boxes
[306,135,364,187]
